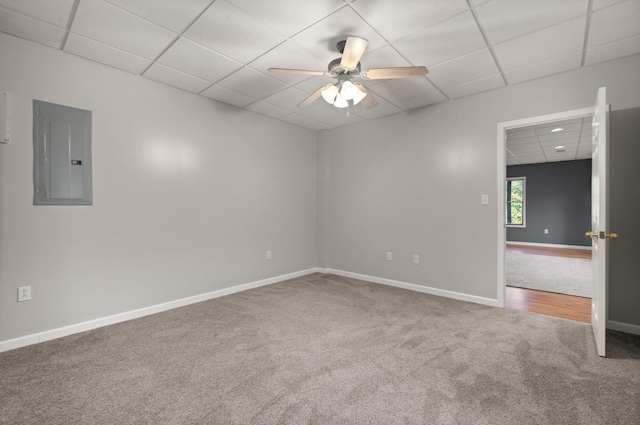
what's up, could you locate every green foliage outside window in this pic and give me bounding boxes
[506,178,524,225]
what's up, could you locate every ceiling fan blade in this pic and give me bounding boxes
[361,66,427,80]
[297,84,334,108]
[354,84,378,109]
[340,36,368,71]
[268,67,326,76]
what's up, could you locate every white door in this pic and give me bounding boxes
[588,86,612,357]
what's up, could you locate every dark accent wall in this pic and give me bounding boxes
[507,159,591,246]
[609,107,640,328]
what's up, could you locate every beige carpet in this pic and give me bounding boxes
[507,251,592,298]
[1,273,638,424]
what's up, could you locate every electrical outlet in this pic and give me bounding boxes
[18,286,31,302]
[413,255,420,264]
[266,250,272,260]
[544,229,549,234]
[387,252,392,261]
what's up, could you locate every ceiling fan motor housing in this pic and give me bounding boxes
[328,57,361,77]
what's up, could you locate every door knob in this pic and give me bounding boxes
[606,232,618,239]
[585,231,598,239]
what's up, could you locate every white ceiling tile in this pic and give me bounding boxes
[157,37,242,83]
[443,74,505,98]
[585,34,640,65]
[0,6,66,48]
[393,11,487,68]
[538,131,581,142]
[325,112,365,128]
[504,52,582,84]
[361,45,413,69]
[394,91,447,110]
[200,84,255,107]
[244,101,290,119]
[226,0,344,38]
[508,145,543,154]
[291,7,388,64]
[368,78,437,102]
[507,129,536,139]
[261,87,312,112]
[592,0,627,10]
[248,40,328,85]
[217,67,288,99]
[183,0,285,64]
[64,33,151,74]
[427,49,500,88]
[143,63,211,93]
[294,75,335,94]
[535,122,582,134]
[588,0,640,47]
[71,0,176,60]
[296,102,364,123]
[103,0,212,33]
[280,113,331,131]
[0,0,75,27]
[507,136,539,146]
[355,103,402,120]
[504,52,582,85]
[350,0,469,42]
[493,16,587,71]
[475,0,588,45]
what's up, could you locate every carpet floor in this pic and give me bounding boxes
[507,251,592,298]
[1,273,638,425]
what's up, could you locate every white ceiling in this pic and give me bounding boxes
[1,0,639,131]
[506,117,593,165]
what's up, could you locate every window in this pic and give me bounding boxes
[506,177,525,227]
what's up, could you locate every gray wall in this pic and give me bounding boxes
[507,160,591,246]
[319,53,640,307]
[609,107,640,329]
[0,33,318,342]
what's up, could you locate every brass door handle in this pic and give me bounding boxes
[585,231,618,239]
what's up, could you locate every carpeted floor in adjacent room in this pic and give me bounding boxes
[1,273,639,425]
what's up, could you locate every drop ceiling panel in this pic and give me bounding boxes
[356,103,402,120]
[64,33,151,74]
[217,67,288,99]
[508,136,539,146]
[143,63,211,93]
[504,53,582,85]
[475,0,588,45]
[290,7,387,64]
[157,38,242,83]
[0,0,75,27]
[261,87,312,112]
[200,85,255,107]
[296,102,364,123]
[507,129,536,139]
[493,16,587,71]
[588,0,640,47]
[0,6,66,48]
[394,91,447,110]
[393,11,487,67]
[538,131,581,142]
[279,113,332,131]
[183,0,286,64]
[361,45,413,69]
[585,35,640,66]
[427,49,500,88]
[226,0,345,38]
[248,40,328,84]
[535,122,582,134]
[245,101,290,119]
[593,0,627,10]
[71,0,177,60]
[350,0,469,42]
[103,0,213,33]
[294,75,335,95]
[370,78,438,103]
[443,74,505,99]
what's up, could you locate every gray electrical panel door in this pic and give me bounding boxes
[33,100,92,205]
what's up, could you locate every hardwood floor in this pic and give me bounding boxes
[505,244,592,323]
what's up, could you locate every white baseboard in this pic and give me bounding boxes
[608,320,640,336]
[0,268,323,353]
[325,269,499,308]
[506,241,592,250]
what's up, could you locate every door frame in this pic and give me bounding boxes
[496,106,594,308]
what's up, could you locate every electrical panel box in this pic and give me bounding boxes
[33,100,93,205]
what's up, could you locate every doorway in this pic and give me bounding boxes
[496,106,595,310]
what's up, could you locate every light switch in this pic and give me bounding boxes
[481,194,489,205]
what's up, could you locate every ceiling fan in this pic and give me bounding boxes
[268,36,427,110]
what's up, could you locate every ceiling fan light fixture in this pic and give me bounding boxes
[321,84,339,104]
[341,36,368,71]
[333,93,348,108]
[351,86,367,105]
